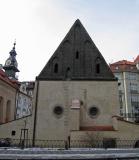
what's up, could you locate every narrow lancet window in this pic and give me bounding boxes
[76,51,79,59]
[6,100,11,122]
[65,67,71,80]
[96,64,100,74]
[95,57,101,74]
[0,97,4,123]
[54,63,58,73]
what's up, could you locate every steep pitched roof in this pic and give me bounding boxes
[0,69,19,89]
[134,55,139,63]
[37,19,115,81]
[111,60,134,65]
[110,60,138,72]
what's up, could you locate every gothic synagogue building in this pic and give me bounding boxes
[0,20,139,147]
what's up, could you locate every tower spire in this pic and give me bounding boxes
[13,39,16,50]
[3,41,19,80]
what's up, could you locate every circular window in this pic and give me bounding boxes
[89,106,99,118]
[53,106,63,116]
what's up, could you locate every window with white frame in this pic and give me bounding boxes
[114,73,121,80]
[131,95,139,102]
[128,72,136,80]
[130,83,138,92]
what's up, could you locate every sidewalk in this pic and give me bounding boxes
[0,148,139,159]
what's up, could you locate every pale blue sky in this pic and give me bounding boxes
[0,0,139,81]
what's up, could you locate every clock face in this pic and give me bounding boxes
[14,61,18,67]
[5,59,11,66]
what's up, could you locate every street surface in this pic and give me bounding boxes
[0,148,139,159]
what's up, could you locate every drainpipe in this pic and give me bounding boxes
[123,72,128,120]
[32,80,39,147]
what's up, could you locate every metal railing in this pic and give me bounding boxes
[0,138,139,149]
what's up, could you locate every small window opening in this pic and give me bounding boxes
[11,130,16,136]
[76,51,79,59]
[0,97,4,123]
[89,106,99,117]
[54,106,63,115]
[65,67,71,80]
[54,63,58,73]
[96,63,100,74]
[135,140,139,148]
[6,100,11,122]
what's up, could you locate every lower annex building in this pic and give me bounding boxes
[0,19,139,147]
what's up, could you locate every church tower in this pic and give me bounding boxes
[3,42,19,80]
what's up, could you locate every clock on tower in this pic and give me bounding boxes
[3,42,19,80]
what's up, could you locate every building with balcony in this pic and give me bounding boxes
[110,58,139,122]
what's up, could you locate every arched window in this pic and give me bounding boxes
[135,140,139,148]
[0,97,4,123]
[65,67,71,80]
[96,63,100,74]
[54,63,58,73]
[6,100,11,122]
[95,57,101,74]
[76,51,79,59]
